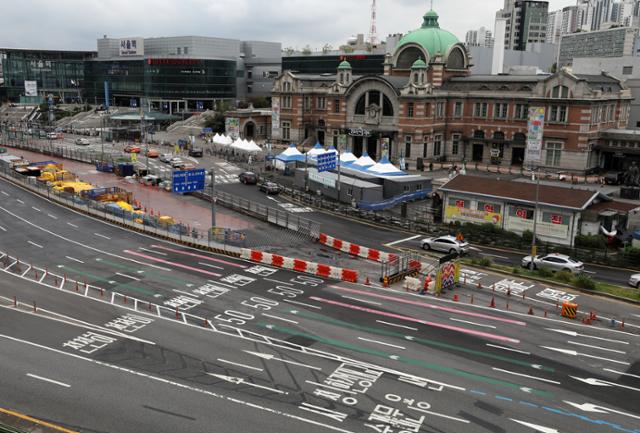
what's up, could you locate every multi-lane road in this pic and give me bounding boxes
[1,172,640,433]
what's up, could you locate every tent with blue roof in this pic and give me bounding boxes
[351,151,376,170]
[276,143,305,162]
[366,155,406,176]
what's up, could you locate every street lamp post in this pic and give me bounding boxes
[531,166,541,258]
[210,167,217,228]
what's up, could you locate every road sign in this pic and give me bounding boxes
[196,101,204,111]
[172,169,206,193]
[317,152,337,173]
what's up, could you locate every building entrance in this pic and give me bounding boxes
[472,143,484,162]
[511,147,525,165]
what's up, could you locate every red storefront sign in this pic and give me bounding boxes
[484,204,494,213]
[455,200,465,208]
[550,214,563,225]
[516,208,528,219]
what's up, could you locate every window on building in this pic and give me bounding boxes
[548,105,567,123]
[355,95,366,115]
[283,81,292,92]
[423,137,429,158]
[282,95,292,109]
[382,95,394,116]
[494,103,508,119]
[436,101,445,118]
[247,70,252,79]
[407,102,414,118]
[452,133,461,155]
[623,66,633,75]
[545,142,562,167]
[404,135,412,158]
[247,85,252,94]
[347,187,353,197]
[332,130,339,147]
[304,96,311,111]
[184,47,189,55]
[453,101,463,118]
[433,134,442,156]
[551,85,570,98]
[282,121,291,140]
[317,97,326,110]
[473,102,488,118]
[334,98,340,113]
[514,104,528,120]
[425,103,431,117]
[177,47,181,55]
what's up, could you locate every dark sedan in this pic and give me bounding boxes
[258,181,280,194]
[238,171,258,184]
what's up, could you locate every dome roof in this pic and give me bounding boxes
[396,10,460,59]
[338,60,352,70]
[411,58,427,69]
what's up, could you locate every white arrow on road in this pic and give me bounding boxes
[570,376,640,392]
[540,346,630,365]
[266,196,280,203]
[564,401,640,421]
[510,419,559,433]
[243,351,322,371]
[207,373,288,394]
[546,328,629,345]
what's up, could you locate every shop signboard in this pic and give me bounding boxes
[525,107,545,165]
[271,98,281,139]
[445,205,502,225]
[225,117,240,139]
[24,81,38,97]
[119,38,144,56]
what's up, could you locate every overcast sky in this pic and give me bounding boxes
[0,0,578,51]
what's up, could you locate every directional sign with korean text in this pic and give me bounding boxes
[317,152,337,173]
[172,169,206,193]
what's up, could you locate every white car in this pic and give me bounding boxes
[420,235,470,255]
[159,154,173,163]
[75,138,90,145]
[46,132,58,139]
[629,273,640,289]
[521,253,584,274]
[169,158,184,168]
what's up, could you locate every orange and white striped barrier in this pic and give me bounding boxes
[318,233,397,263]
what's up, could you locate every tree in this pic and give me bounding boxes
[249,96,271,108]
[339,45,354,53]
[203,112,226,133]
[322,44,333,53]
[550,62,558,73]
[302,45,312,55]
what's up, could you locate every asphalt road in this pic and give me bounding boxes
[1,176,640,433]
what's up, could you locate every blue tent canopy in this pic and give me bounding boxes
[276,143,305,162]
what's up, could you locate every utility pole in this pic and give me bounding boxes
[531,166,540,258]
[210,167,217,228]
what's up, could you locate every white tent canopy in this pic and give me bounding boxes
[340,151,357,164]
[366,155,405,176]
[305,143,325,159]
[352,152,376,169]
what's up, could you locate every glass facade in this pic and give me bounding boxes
[1,49,94,102]
[282,55,385,75]
[84,58,236,105]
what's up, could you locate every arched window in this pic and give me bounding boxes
[493,131,505,141]
[414,74,419,84]
[355,94,366,115]
[473,130,485,139]
[513,132,526,143]
[447,47,465,69]
[355,91,394,116]
[383,95,394,116]
[397,46,424,69]
[552,85,570,98]
[340,73,344,84]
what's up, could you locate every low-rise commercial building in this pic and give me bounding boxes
[558,26,640,67]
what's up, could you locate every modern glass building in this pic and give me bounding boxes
[0,48,96,103]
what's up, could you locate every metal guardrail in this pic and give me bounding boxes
[0,423,26,433]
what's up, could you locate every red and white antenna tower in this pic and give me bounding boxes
[368,0,378,46]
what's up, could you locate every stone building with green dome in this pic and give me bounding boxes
[272,8,632,174]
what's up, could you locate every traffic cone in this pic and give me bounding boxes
[453,294,459,302]
[203,318,208,327]
[620,319,625,330]
[470,294,474,304]
[506,288,511,296]
[365,276,370,286]
[477,282,482,289]
[506,301,509,310]
[489,297,496,308]
[528,306,534,315]
[544,310,548,318]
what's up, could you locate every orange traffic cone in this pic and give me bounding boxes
[453,294,459,302]
[489,297,496,308]
[365,276,370,286]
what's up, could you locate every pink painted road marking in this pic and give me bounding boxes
[151,244,247,269]
[124,250,222,277]
[331,286,526,326]
[310,296,520,344]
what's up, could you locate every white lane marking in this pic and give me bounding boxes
[198,261,224,270]
[116,272,141,281]
[376,320,418,331]
[486,344,530,355]
[384,234,421,247]
[262,313,298,324]
[449,318,496,329]
[2,334,353,433]
[546,328,629,344]
[510,419,559,433]
[564,401,640,421]
[0,225,6,232]
[570,376,640,392]
[244,351,322,371]
[568,341,626,354]
[632,314,640,319]
[492,367,561,385]
[0,206,171,271]
[305,380,357,394]
[541,346,630,365]
[16,199,24,204]
[582,270,596,275]
[67,222,78,228]
[47,213,58,220]
[358,337,406,350]
[217,359,263,372]
[264,278,293,285]
[341,295,382,306]
[207,373,287,394]
[26,373,70,388]
[479,253,510,260]
[603,368,640,379]
[284,300,321,310]
[27,241,43,249]
[31,206,41,212]
[65,256,84,264]
[408,406,470,424]
[0,191,8,196]
[172,289,195,297]
[139,247,167,256]
[94,233,111,240]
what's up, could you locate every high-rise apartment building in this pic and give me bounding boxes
[546,10,563,43]
[496,0,549,51]
[465,27,494,47]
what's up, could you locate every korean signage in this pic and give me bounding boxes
[29,60,52,71]
[271,97,281,139]
[119,38,144,56]
[505,206,570,239]
[309,172,336,188]
[445,205,502,225]
[338,134,348,152]
[317,152,337,173]
[24,81,38,97]
[525,107,545,165]
[348,127,371,137]
[225,117,240,139]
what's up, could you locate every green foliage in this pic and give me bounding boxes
[249,97,271,109]
[536,267,554,278]
[572,274,596,290]
[512,267,521,275]
[555,271,573,283]
[521,230,534,243]
[575,234,606,249]
[203,113,226,133]
[623,246,640,262]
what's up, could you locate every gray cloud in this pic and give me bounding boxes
[0,0,578,51]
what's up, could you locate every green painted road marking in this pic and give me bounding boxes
[288,309,554,373]
[95,258,194,287]
[62,265,157,297]
[259,322,553,398]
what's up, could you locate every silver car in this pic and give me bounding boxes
[521,253,584,274]
[629,273,640,289]
[421,235,470,254]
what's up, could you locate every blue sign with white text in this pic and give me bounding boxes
[172,169,206,193]
[316,152,337,173]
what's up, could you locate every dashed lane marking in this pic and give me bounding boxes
[357,337,406,350]
[27,241,43,249]
[26,373,71,388]
[375,320,418,331]
[450,318,496,329]
[485,344,530,355]
[217,359,264,372]
[492,368,561,385]
[384,234,422,247]
[31,206,41,212]
[94,233,111,240]
[65,256,84,264]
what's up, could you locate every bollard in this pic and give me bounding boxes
[124,295,128,304]
[528,306,534,315]
[45,267,48,277]
[13,296,16,307]
[100,287,104,297]
[452,294,459,302]
[75,281,79,292]
[506,302,509,310]
[365,277,370,286]
[506,288,511,297]
[489,297,496,308]
[544,310,548,318]
[175,307,180,319]
[148,302,152,311]
[34,270,38,280]
[610,318,616,328]
[470,294,474,304]
[203,317,208,327]
[477,282,482,289]
[621,319,625,330]
[33,301,37,313]
[522,292,526,300]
